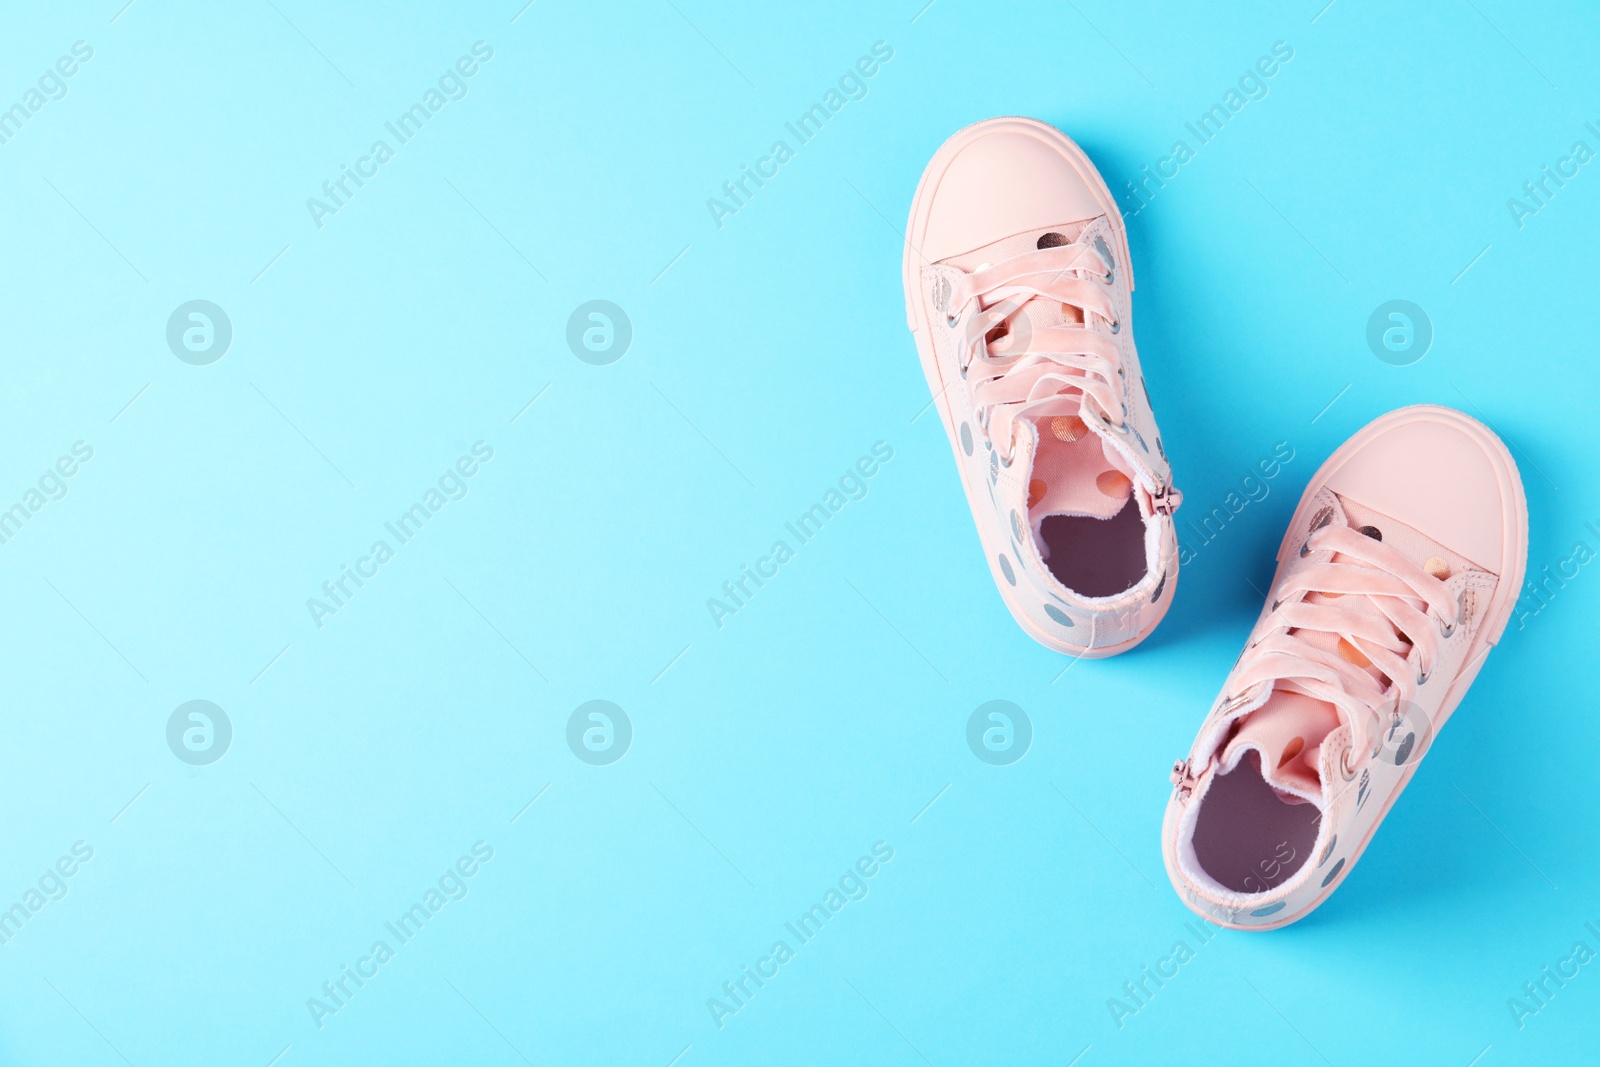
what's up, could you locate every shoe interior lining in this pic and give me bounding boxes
[1038,498,1147,598]
[1190,751,1320,894]
[1028,418,1148,598]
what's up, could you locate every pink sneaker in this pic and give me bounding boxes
[1163,405,1528,929]
[903,117,1181,657]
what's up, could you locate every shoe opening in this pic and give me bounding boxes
[1027,415,1148,598]
[1038,497,1146,597]
[1190,750,1320,894]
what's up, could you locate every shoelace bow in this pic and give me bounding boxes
[1231,522,1461,771]
[946,240,1124,463]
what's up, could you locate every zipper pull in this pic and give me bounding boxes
[1171,758,1200,803]
[1150,483,1182,515]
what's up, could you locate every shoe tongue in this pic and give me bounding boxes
[1220,691,1339,803]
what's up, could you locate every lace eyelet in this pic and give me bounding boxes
[946,310,961,329]
[1095,405,1131,433]
[1339,744,1358,781]
[1109,318,1121,334]
[1416,662,1432,686]
[1437,615,1456,639]
[1101,269,1114,285]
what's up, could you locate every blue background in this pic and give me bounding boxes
[1,0,1597,1064]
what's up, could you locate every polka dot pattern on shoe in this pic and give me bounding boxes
[1096,470,1132,498]
[1338,638,1370,668]
[998,554,1016,585]
[1424,556,1451,580]
[1043,604,1074,627]
[1028,479,1046,508]
[1051,415,1087,442]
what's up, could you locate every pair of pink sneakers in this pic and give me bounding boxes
[903,117,1528,929]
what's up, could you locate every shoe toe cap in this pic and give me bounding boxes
[1324,405,1522,573]
[922,125,1105,262]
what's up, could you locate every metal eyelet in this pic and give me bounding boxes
[1109,318,1121,334]
[1437,615,1456,639]
[946,311,961,329]
[1097,407,1131,434]
[1339,745,1358,781]
[998,448,1015,469]
[1101,269,1114,285]
[1416,661,1431,686]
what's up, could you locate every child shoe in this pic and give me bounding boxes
[903,117,1181,657]
[1162,405,1528,928]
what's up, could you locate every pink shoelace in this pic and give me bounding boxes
[946,239,1124,463]
[1230,521,1462,773]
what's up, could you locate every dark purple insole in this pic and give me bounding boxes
[1191,752,1320,894]
[1038,496,1147,598]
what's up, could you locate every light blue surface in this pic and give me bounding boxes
[1,1,1597,1064]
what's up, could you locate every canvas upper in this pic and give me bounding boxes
[1162,405,1528,929]
[902,117,1181,657]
